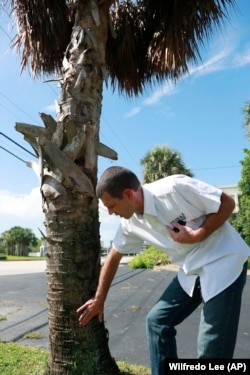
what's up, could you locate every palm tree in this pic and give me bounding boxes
[141,145,193,183]
[2,226,37,256]
[6,1,236,373]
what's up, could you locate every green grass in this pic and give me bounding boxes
[0,341,150,375]
[128,246,170,269]
[0,341,48,375]
[118,362,150,375]
[23,332,43,340]
[3,255,45,261]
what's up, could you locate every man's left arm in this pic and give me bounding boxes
[167,192,235,244]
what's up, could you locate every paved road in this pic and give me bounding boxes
[0,261,249,368]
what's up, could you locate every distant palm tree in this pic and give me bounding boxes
[1,226,37,256]
[5,1,236,373]
[141,145,193,183]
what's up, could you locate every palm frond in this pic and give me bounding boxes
[107,0,236,96]
[11,0,73,75]
[146,0,236,70]
[106,1,152,96]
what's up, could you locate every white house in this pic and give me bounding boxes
[217,184,240,213]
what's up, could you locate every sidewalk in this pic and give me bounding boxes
[0,257,134,276]
[0,260,46,276]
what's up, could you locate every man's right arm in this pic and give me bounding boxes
[77,247,123,326]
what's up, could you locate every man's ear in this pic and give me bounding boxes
[123,188,134,199]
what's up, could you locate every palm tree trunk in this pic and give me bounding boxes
[17,1,119,374]
[45,2,119,373]
[44,187,117,374]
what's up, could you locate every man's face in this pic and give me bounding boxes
[101,190,135,219]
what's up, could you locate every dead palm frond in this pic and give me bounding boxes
[106,0,236,96]
[11,0,72,75]
[106,1,151,96]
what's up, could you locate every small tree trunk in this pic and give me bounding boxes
[44,185,118,374]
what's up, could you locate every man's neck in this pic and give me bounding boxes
[134,187,144,215]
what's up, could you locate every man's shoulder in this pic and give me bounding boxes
[143,174,188,195]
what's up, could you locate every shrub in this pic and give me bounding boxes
[128,246,170,269]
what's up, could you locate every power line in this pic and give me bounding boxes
[0,92,38,124]
[0,144,40,180]
[193,165,240,171]
[0,145,26,163]
[0,102,20,120]
[101,115,140,167]
[0,131,37,158]
[0,4,12,19]
[0,25,11,40]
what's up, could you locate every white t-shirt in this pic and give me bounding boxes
[112,175,250,302]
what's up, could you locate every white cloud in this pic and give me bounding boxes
[0,187,42,218]
[189,44,250,78]
[232,46,250,68]
[0,187,44,236]
[125,106,141,118]
[189,49,230,77]
[123,82,177,119]
[143,81,176,106]
[43,100,57,114]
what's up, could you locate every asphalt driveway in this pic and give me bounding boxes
[0,261,249,367]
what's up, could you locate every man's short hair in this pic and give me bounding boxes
[96,166,140,199]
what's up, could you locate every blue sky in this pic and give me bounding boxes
[0,1,250,246]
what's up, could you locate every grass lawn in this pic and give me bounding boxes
[0,341,150,375]
[1,255,45,261]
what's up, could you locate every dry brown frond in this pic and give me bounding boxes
[106,1,152,96]
[11,0,73,75]
[107,0,236,97]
